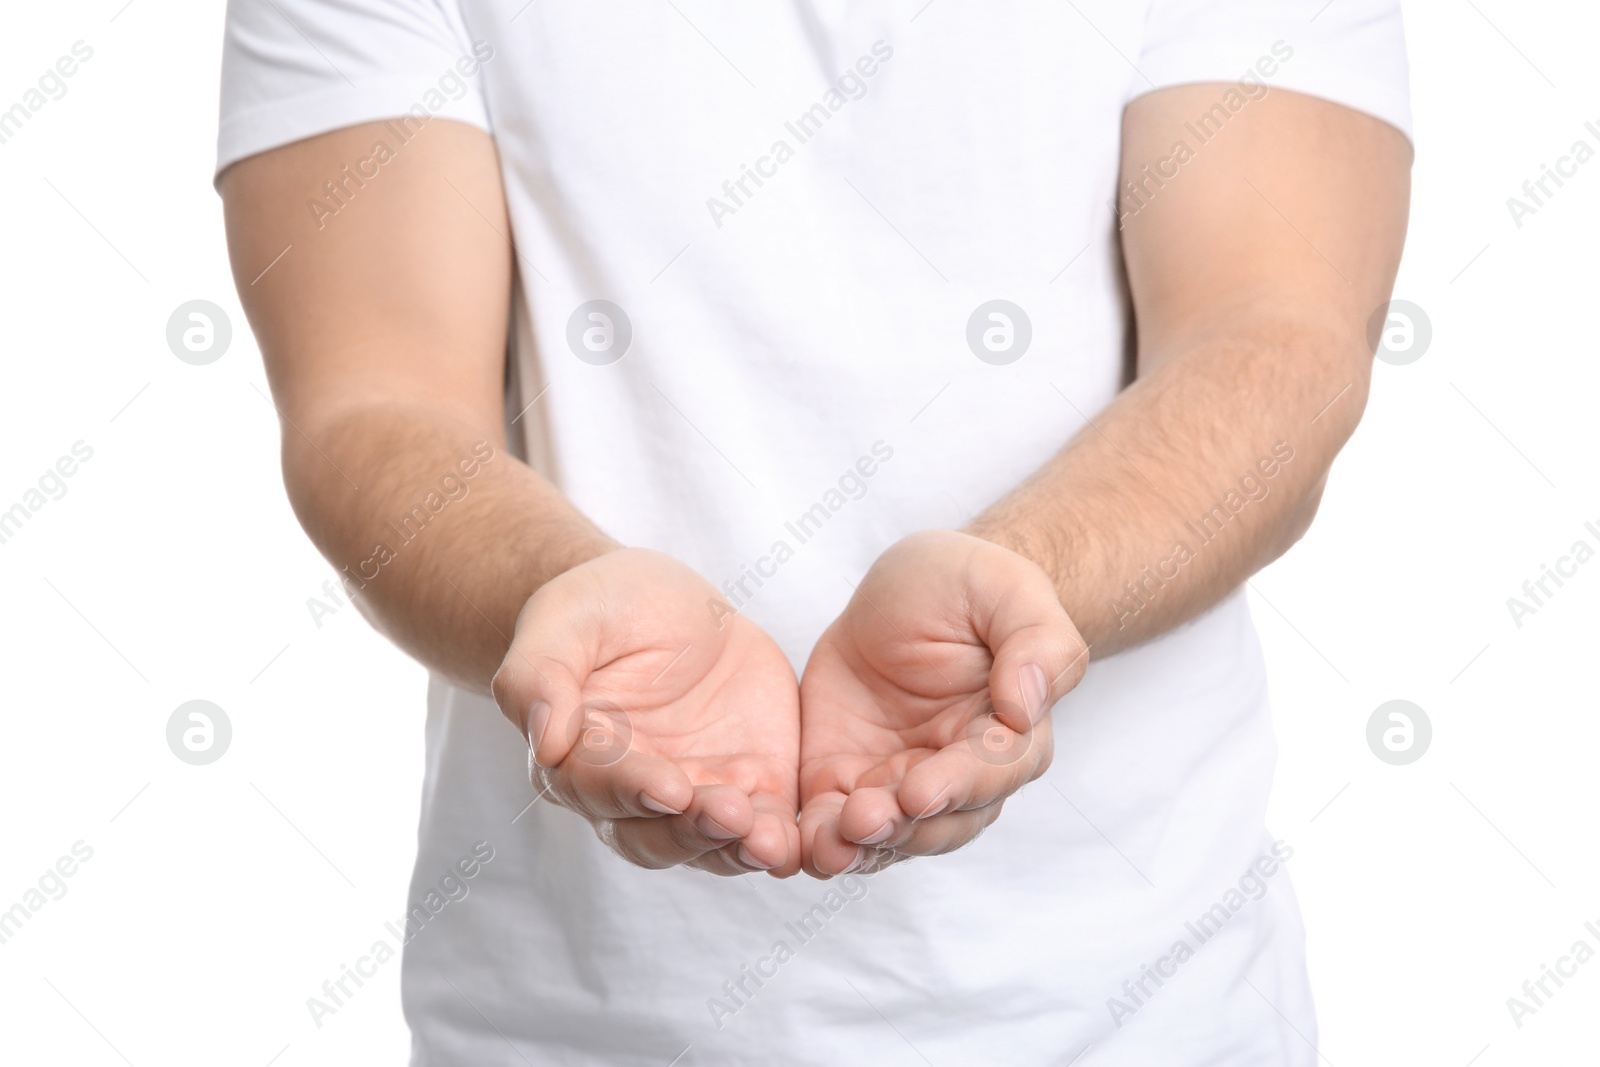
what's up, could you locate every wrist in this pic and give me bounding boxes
[533,528,626,593]
[962,513,1062,586]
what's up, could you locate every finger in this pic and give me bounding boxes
[883,802,1004,858]
[836,784,913,850]
[971,556,1089,732]
[799,789,864,879]
[740,790,803,876]
[895,720,1051,824]
[687,845,754,877]
[539,747,694,821]
[492,655,586,766]
[604,783,754,870]
[491,594,600,769]
[690,789,801,876]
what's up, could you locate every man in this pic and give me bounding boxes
[217,1,1410,1063]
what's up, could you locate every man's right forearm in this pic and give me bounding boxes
[283,399,618,693]
[219,120,609,693]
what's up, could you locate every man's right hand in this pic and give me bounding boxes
[491,548,802,877]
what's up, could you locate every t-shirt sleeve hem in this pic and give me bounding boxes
[214,80,492,188]
[1132,47,1413,143]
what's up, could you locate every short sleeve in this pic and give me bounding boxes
[1135,0,1412,141]
[215,0,492,185]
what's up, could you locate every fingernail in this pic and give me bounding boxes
[694,813,740,842]
[738,845,775,870]
[914,794,952,820]
[1021,663,1051,724]
[858,821,895,846]
[527,700,551,751]
[841,846,867,874]
[640,794,683,816]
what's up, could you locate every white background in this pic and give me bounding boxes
[1,1,1595,1064]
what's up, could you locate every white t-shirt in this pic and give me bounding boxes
[218,3,1410,1063]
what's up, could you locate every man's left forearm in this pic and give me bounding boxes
[966,84,1409,659]
[966,322,1369,656]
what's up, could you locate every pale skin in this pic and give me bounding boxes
[221,84,1409,880]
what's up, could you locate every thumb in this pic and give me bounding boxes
[490,593,601,769]
[974,563,1089,734]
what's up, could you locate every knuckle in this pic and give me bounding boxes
[541,768,583,813]
[602,820,664,870]
[489,662,525,713]
[598,818,665,870]
[656,814,707,857]
[1028,739,1055,781]
[1059,638,1090,688]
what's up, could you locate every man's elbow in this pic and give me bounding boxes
[1312,342,1374,447]
[1268,474,1329,564]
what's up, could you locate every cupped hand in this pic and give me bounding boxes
[491,548,802,877]
[797,530,1088,877]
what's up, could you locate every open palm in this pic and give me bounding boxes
[798,531,1087,877]
[493,548,802,876]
